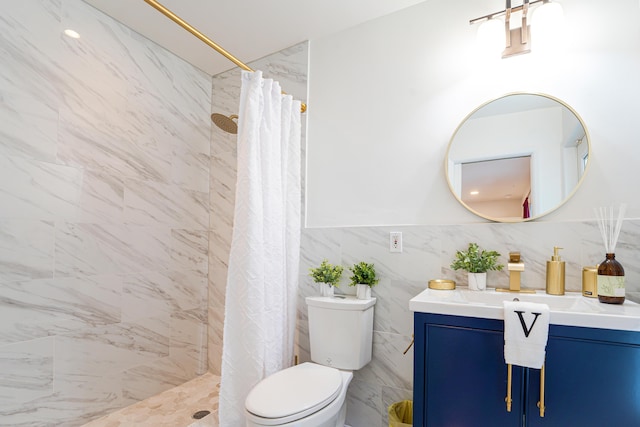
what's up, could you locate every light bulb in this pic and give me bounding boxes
[531,1,565,50]
[476,18,504,59]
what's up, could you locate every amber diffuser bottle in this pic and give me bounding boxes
[597,253,625,304]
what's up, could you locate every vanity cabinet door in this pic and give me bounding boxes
[414,313,523,427]
[526,326,640,427]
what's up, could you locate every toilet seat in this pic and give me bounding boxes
[245,363,343,425]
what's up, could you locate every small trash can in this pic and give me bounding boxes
[388,400,413,427]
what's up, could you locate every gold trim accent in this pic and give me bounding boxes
[537,364,546,417]
[143,0,307,113]
[469,0,546,24]
[444,92,592,223]
[505,364,512,412]
[496,288,536,294]
[582,266,598,298]
[428,279,456,290]
[403,334,415,355]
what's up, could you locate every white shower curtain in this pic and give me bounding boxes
[218,70,302,426]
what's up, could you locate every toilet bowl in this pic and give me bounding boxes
[245,362,353,427]
[244,296,376,427]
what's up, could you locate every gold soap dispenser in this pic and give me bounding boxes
[546,246,565,295]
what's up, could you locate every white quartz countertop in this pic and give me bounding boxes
[410,288,640,332]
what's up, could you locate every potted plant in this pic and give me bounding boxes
[309,259,344,297]
[450,242,504,291]
[349,261,379,299]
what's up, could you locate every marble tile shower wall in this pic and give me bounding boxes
[0,1,211,425]
[298,220,640,427]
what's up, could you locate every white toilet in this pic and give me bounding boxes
[245,295,376,427]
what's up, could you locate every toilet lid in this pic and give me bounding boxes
[245,362,342,423]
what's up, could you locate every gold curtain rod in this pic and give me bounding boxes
[143,0,306,113]
[469,0,543,24]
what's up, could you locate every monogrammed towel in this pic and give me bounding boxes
[503,301,550,369]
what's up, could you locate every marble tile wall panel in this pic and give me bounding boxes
[0,90,58,163]
[354,331,414,391]
[439,220,640,294]
[0,275,122,345]
[340,226,442,283]
[54,223,173,277]
[299,227,343,274]
[0,155,82,221]
[167,270,208,313]
[122,358,191,406]
[1,0,211,424]
[171,229,209,273]
[57,111,172,183]
[125,33,211,138]
[123,179,208,229]
[208,228,232,272]
[207,266,227,375]
[206,301,224,376]
[122,271,176,323]
[0,372,123,427]
[172,149,211,193]
[298,219,640,425]
[207,266,227,307]
[0,220,55,283]
[169,309,208,377]
[54,315,170,377]
[0,337,54,405]
[345,379,383,427]
[77,170,125,224]
[0,0,62,109]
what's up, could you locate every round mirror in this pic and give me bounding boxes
[445,93,590,222]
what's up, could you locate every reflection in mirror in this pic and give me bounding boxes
[446,93,590,222]
[461,156,531,219]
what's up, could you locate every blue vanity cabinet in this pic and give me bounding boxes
[526,325,640,427]
[413,313,524,427]
[414,313,640,427]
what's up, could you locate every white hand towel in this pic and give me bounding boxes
[503,301,550,369]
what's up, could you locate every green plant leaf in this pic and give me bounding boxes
[309,259,344,286]
[348,261,379,287]
[450,243,504,273]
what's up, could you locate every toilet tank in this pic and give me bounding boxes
[305,295,376,370]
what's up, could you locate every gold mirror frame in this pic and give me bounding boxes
[445,92,591,222]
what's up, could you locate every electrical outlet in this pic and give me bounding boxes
[390,232,402,253]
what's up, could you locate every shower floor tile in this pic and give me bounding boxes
[82,372,220,427]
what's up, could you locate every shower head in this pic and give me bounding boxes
[211,113,238,134]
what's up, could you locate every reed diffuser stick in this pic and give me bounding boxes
[594,204,626,253]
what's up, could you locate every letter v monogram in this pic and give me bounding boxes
[514,311,542,338]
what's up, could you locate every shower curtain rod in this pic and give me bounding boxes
[143,0,307,113]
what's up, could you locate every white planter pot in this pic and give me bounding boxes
[468,272,487,291]
[356,284,372,300]
[319,282,335,297]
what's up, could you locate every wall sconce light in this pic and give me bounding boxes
[471,0,564,59]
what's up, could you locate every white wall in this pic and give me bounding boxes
[306,0,640,226]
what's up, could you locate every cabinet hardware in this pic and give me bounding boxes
[505,364,513,412]
[403,334,414,355]
[537,364,546,417]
